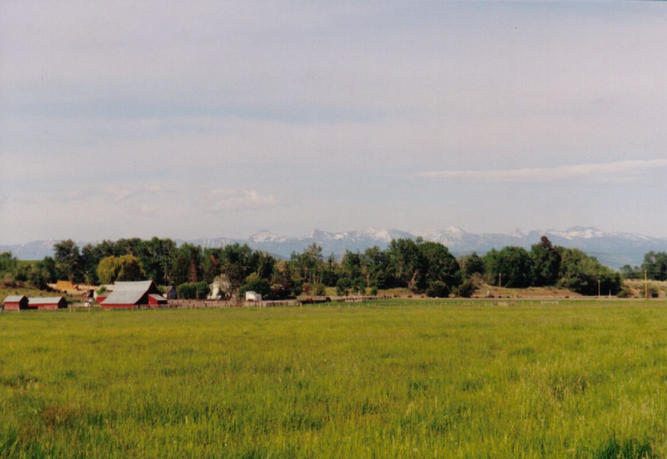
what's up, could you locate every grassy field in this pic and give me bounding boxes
[0,300,665,457]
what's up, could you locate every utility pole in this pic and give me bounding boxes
[498,273,502,288]
[597,279,601,298]
[645,270,648,300]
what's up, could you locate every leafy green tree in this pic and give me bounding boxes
[530,236,561,286]
[0,252,18,275]
[220,243,257,290]
[201,248,223,284]
[418,241,461,289]
[96,255,145,284]
[171,244,202,286]
[557,248,621,295]
[270,260,296,299]
[321,253,339,286]
[239,273,271,297]
[336,277,352,296]
[641,251,667,281]
[139,238,178,285]
[254,252,276,280]
[40,257,58,283]
[460,252,485,278]
[361,246,390,289]
[116,255,146,281]
[341,251,363,280]
[290,243,323,284]
[81,244,101,284]
[386,238,425,290]
[484,246,533,288]
[619,264,641,280]
[351,277,366,294]
[26,261,53,289]
[54,239,83,282]
[97,256,120,284]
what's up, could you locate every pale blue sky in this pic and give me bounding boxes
[1,1,666,243]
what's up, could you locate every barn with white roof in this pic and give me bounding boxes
[100,280,167,309]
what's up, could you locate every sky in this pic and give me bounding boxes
[1,1,667,244]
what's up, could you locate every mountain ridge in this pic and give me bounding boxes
[2,226,666,269]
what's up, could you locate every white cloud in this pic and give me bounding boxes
[100,185,164,203]
[418,159,667,183]
[206,189,278,212]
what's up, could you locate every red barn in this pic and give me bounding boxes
[29,297,67,310]
[100,281,167,309]
[3,295,29,311]
[148,294,167,307]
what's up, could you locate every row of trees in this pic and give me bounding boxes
[1,236,626,298]
[297,236,621,297]
[620,251,667,281]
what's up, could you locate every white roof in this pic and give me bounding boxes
[102,281,156,305]
[4,295,27,303]
[29,297,65,305]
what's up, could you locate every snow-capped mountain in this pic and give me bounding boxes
[0,240,61,261]
[4,226,667,268]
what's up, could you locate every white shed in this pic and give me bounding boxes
[245,291,262,302]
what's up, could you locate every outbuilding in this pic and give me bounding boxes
[3,295,29,311]
[245,291,262,302]
[148,294,167,307]
[100,280,167,309]
[163,286,177,300]
[29,297,67,310]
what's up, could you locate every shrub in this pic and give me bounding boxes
[312,283,326,296]
[456,279,476,298]
[616,286,632,298]
[239,275,271,298]
[336,278,351,296]
[177,283,196,299]
[352,278,366,294]
[426,281,450,298]
[177,281,209,299]
[648,285,660,298]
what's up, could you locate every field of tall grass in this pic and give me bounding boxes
[0,299,665,457]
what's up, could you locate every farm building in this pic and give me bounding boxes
[164,286,177,300]
[100,280,167,309]
[29,297,67,310]
[54,280,76,292]
[3,295,29,311]
[245,291,262,302]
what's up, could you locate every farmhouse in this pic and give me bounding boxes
[100,280,167,309]
[29,297,67,310]
[3,295,29,311]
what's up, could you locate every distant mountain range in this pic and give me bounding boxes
[3,226,667,269]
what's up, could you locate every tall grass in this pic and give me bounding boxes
[0,300,664,457]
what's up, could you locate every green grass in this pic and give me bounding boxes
[0,299,665,457]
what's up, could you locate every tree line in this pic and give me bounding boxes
[0,235,629,299]
[620,251,667,282]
